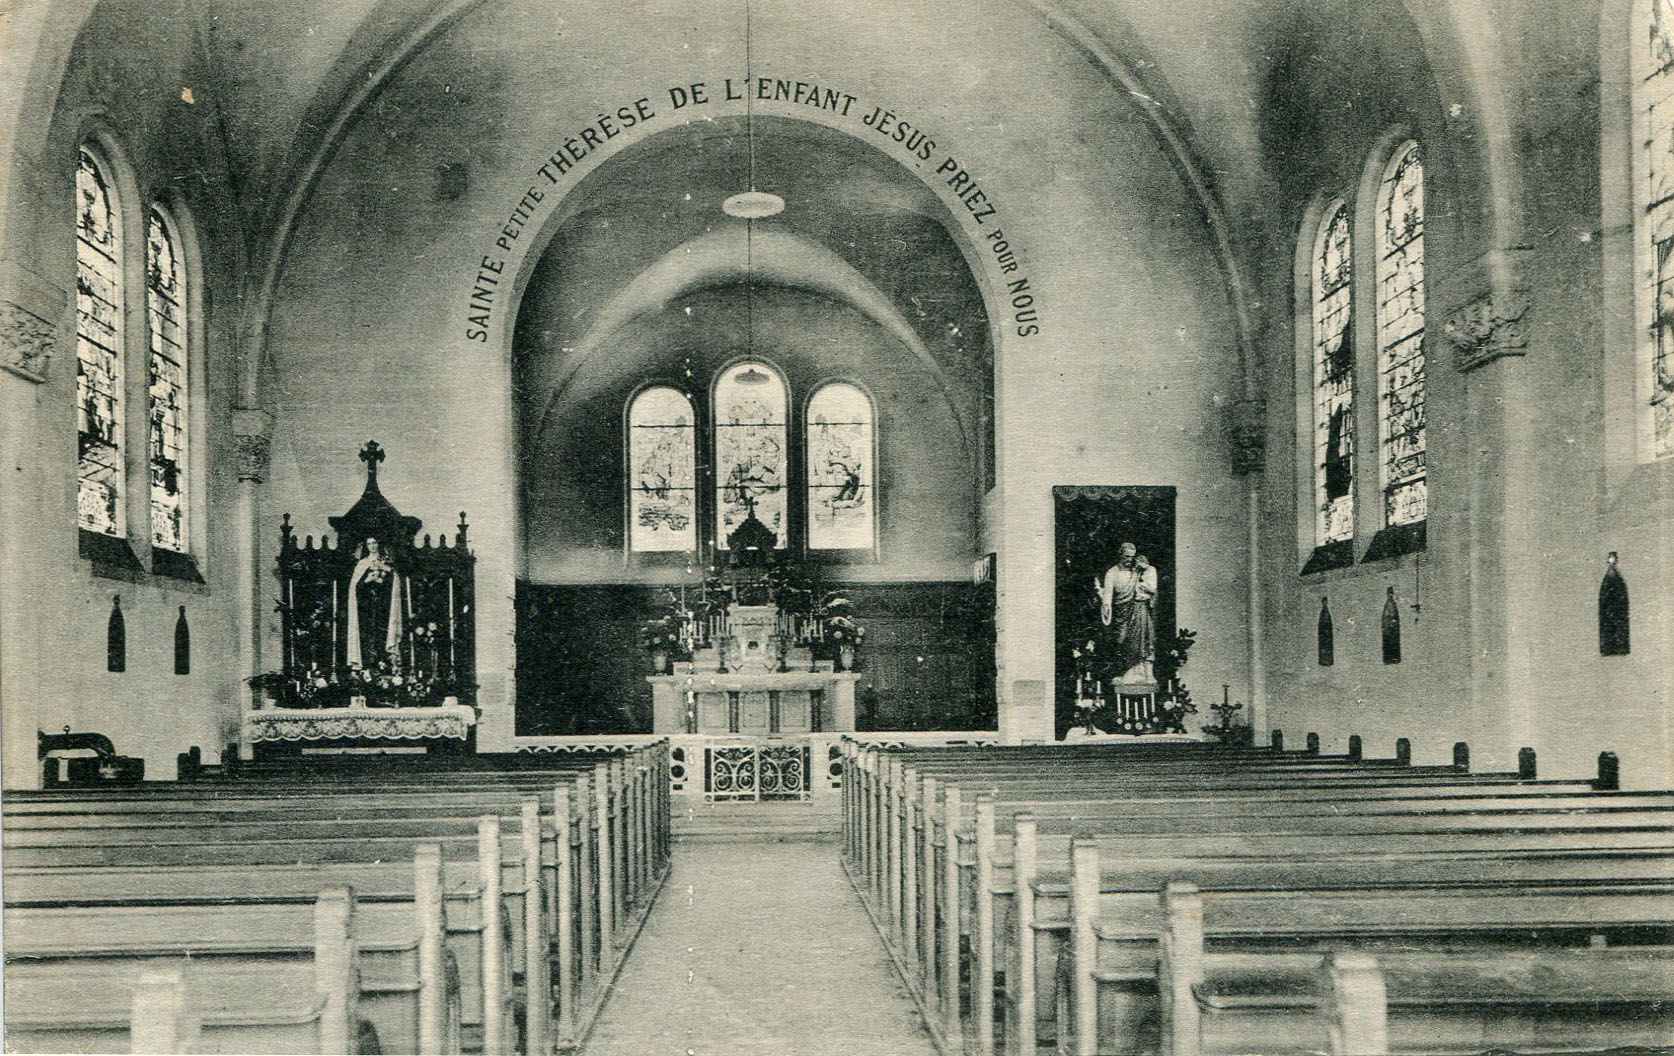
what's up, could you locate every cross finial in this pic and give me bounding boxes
[359,441,385,481]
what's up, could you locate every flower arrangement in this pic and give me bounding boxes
[639,588,697,673]
[816,591,866,670]
[248,659,467,710]
[1073,626,1200,735]
[639,615,687,655]
[822,614,864,645]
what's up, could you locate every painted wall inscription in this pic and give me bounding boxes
[464,78,1042,342]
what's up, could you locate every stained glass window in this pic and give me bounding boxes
[806,383,875,550]
[1375,141,1427,526]
[628,386,697,552]
[76,147,125,537]
[1642,0,1674,458]
[714,362,787,548]
[1312,199,1355,544]
[147,206,189,551]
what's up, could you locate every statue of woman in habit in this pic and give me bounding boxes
[346,536,409,670]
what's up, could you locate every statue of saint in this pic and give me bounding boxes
[1094,541,1158,683]
[346,536,408,670]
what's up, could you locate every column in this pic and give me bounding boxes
[232,408,273,761]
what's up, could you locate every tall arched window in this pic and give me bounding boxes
[714,361,787,548]
[146,205,189,551]
[806,382,875,550]
[1312,199,1355,545]
[1639,0,1674,459]
[75,146,125,537]
[627,386,697,552]
[1375,141,1427,526]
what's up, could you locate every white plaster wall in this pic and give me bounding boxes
[261,0,1251,747]
[0,0,248,786]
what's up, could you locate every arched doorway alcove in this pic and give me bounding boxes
[511,116,996,736]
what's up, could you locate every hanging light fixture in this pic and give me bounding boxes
[722,0,783,222]
[722,190,784,219]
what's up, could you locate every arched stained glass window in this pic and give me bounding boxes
[806,382,875,550]
[147,206,189,551]
[628,386,697,552]
[1312,199,1355,544]
[76,146,125,536]
[1639,0,1674,459]
[714,362,787,548]
[1375,141,1427,526]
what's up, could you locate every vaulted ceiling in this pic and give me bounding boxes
[183,0,1307,261]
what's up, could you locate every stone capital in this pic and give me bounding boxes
[1445,292,1530,373]
[231,408,275,482]
[2,301,56,381]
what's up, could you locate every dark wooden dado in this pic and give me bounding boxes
[515,580,995,735]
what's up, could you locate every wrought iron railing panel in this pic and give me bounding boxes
[701,741,812,801]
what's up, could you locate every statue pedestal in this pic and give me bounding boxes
[648,670,861,734]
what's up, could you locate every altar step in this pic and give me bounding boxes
[671,801,841,843]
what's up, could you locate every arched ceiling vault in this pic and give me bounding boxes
[526,225,975,456]
[0,0,1526,405]
[225,0,1296,407]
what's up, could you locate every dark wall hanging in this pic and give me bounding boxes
[1317,597,1334,667]
[1599,551,1630,656]
[1381,585,1401,664]
[106,595,125,672]
[174,605,190,675]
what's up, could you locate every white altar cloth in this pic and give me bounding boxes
[244,699,476,743]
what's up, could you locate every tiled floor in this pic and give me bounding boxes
[583,841,936,1056]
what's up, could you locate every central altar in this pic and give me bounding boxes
[647,602,861,734]
[647,669,860,734]
[641,511,865,735]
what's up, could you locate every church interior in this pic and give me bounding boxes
[2,0,1672,1052]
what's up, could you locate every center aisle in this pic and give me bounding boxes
[583,840,937,1056]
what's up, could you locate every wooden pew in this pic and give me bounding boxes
[870,785,1669,1050]
[841,740,1673,1056]
[5,814,538,1051]
[4,887,384,1054]
[1188,946,1674,1056]
[1001,836,1674,1053]
[8,843,485,1055]
[9,815,551,1052]
[3,964,391,1055]
[10,743,674,960]
[1132,876,1674,1056]
[987,820,1671,1053]
[3,750,672,1053]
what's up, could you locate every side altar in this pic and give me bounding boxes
[242,442,477,755]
